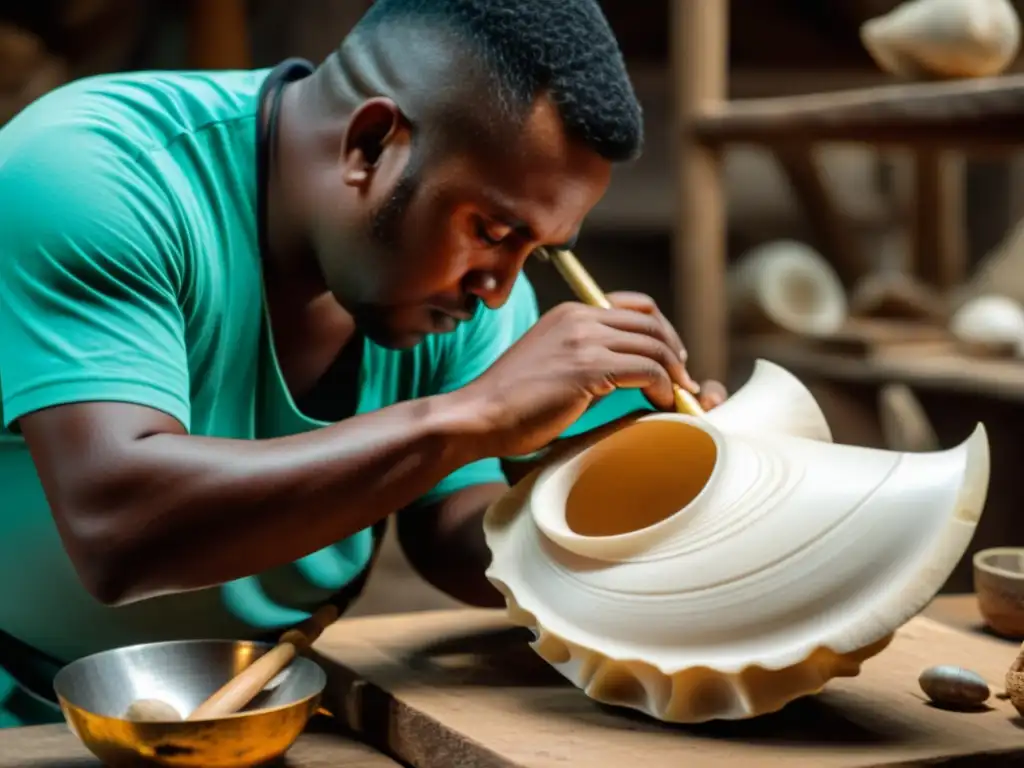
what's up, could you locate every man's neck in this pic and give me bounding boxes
[261,79,326,296]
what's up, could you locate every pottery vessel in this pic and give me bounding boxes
[484,360,990,723]
[861,0,1021,79]
[974,547,1024,637]
[728,240,847,338]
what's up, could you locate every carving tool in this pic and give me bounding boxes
[534,246,705,417]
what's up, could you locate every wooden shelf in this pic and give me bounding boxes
[696,74,1024,152]
[734,335,1024,402]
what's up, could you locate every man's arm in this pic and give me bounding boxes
[396,483,509,608]
[0,132,497,607]
[20,397,494,607]
[396,407,649,607]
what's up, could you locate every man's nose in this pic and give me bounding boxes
[464,266,518,309]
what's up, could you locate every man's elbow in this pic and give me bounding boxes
[50,502,150,607]
[76,558,137,607]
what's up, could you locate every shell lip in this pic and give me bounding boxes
[529,413,726,559]
[485,571,878,679]
[485,421,992,679]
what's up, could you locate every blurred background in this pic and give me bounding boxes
[6,0,1023,608]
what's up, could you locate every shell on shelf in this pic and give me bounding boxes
[728,240,848,338]
[860,0,1022,79]
[949,294,1024,356]
[483,360,991,723]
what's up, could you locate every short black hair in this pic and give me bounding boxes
[347,0,643,162]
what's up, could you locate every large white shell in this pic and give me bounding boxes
[861,0,1021,79]
[484,360,990,723]
[727,240,848,338]
[950,294,1024,355]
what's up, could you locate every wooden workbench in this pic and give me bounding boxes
[0,714,398,767]
[0,596,1015,767]
[313,596,1024,768]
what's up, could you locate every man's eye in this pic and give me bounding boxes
[475,219,506,246]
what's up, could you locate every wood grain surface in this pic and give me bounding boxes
[314,606,1024,768]
[0,715,398,768]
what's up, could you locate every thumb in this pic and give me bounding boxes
[698,380,728,410]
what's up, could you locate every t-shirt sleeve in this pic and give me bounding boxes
[417,274,540,504]
[0,131,191,432]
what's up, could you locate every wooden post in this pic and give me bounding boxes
[671,0,729,383]
[187,0,251,70]
[910,151,967,292]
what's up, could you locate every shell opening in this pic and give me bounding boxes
[564,420,717,538]
[779,268,821,315]
[761,258,846,336]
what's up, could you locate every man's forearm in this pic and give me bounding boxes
[28,392,495,605]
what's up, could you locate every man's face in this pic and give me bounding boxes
[314,97,613,349]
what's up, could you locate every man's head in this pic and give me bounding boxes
[299,0,642,348]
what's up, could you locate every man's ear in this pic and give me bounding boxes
[340,97,406,188]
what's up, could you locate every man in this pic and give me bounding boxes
[0,0,725,726]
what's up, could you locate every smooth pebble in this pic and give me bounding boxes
[918,665,990,709]
[123,698,184,722]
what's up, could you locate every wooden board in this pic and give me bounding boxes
[0,716,398,768]
[694,73,1024,152]
[314,609,1024,768]
[741,320,954,360]
[810,319,952,358]
[732,336,1024,402]
[922,594,999,637]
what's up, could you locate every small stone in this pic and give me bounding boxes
[123,698,183,722]
[919,665,990,709]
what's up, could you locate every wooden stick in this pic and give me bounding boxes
[536,247,705,418]
[187,604,339,721]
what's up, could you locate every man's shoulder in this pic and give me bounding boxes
[0,68,272,251]
[0,69,267,160]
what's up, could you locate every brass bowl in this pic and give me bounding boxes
[53,639,326,767]
[974,547,1024,638]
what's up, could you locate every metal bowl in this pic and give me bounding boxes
[53,639,326,767]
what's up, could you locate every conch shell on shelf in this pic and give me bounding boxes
[860,0,1021,79]
[727,240,848,338]
[484,360,990,723]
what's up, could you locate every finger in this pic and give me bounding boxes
[595,309,697,392]
[604,294,696,393]
[598,323,690,394]
[605,291,657,314]
[601,352,676,411]
[698,380,728,410]
[608,292,686,355]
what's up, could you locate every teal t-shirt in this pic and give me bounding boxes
[0,67,653,702]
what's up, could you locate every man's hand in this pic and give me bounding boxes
[458,292,724,459]
[605,292,728,412]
